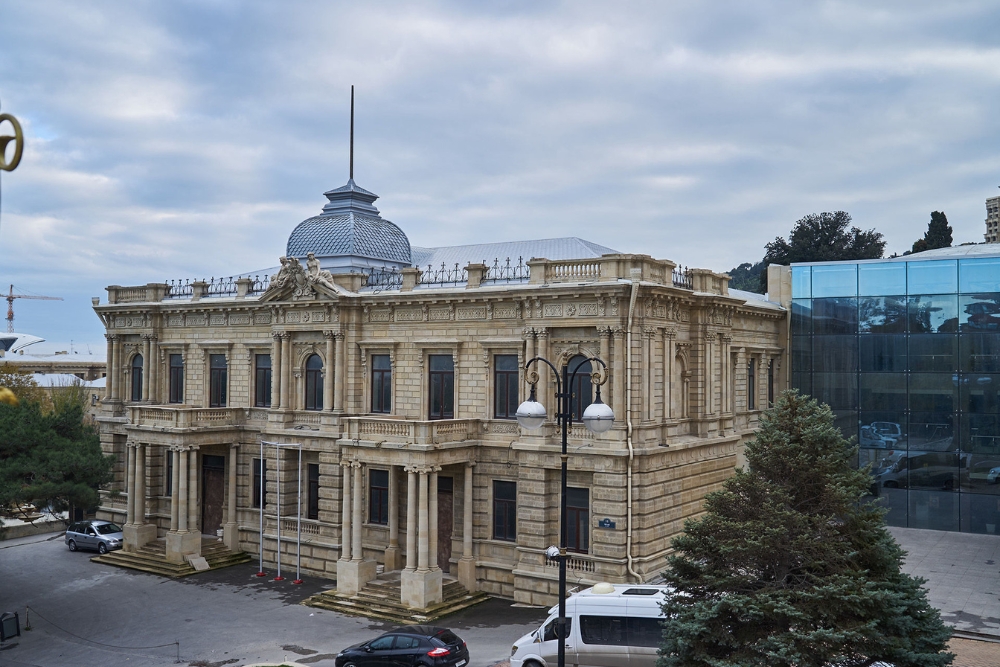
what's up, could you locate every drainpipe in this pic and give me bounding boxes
[624,269,642,583]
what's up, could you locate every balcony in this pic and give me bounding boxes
[129,406,245,429]
[343,417,481,446]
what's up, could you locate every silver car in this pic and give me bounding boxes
[65,520,123,554]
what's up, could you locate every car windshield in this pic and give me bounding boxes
[95,523,122,534]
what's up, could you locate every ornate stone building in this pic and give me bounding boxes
[94,176,787,607]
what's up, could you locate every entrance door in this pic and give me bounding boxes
[437,476,454,573]
[201,455,226,536]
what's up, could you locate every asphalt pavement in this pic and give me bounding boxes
[0,532,547,667]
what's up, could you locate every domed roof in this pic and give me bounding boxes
[286,179,411,266]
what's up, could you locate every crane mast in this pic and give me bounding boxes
[6,284,63,333]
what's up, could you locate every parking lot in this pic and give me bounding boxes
[0,532,546,667]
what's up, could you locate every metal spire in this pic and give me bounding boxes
[350,85,354,181]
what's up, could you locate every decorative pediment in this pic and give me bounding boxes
[259,254,347,303]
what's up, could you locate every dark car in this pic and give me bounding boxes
[335,626,469,667]
[65,520,123,554]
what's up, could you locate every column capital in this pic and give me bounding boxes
[405,464,434,474]
[521,326,535,340]
[106,333,120,341]
[464,460,476,469]
[664,327,678,339]
[597,325,613,338]
[535,327,549,339]
[612,326,626,339]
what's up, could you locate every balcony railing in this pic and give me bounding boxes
[344,417,481,445]
[130,406,245,429]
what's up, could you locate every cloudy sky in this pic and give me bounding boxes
[1,0,998,350]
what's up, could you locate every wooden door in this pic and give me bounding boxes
[201,455,226,535]
[437,476,454,573]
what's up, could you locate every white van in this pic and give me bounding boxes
[510,583,670,667]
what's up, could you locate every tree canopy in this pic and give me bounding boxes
[758,212,885,291]
[659,391,953,667]
[910,211,953,255]
[727,261,766,293]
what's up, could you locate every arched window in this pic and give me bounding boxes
[566,355,593,421]
[130,354,143,402]
[304,354,324,411]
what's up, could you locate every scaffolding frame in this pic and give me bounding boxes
[258,440,304,584]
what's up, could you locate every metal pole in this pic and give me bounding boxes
[274,444,283,581]
[257,439,265,576]
[293,446,303,584]
[558,364,568,667]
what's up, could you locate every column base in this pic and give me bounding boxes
[165,531,201,564]
[123,523,157,553]
[457,557,477,592]
[222,522,240,551]
[383,545,401,572]
[336,559,377,595]
[400,568,443,609]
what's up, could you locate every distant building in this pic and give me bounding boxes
[985,195,1000,243]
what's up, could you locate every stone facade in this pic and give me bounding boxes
[94,253,786,605]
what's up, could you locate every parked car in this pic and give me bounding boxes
[65,520,123,554]
[988,466,1000,484]
[335,625,469,667]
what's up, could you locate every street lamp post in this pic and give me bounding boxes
[516,356,614,667]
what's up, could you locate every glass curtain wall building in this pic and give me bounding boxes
[791,248,1000,535]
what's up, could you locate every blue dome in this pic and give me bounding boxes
[286,179,411,268]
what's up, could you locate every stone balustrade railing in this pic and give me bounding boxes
[130,406,244,428]
[345,417,481,445]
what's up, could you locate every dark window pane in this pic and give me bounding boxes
[305,354,323,410]
[961,374,1000,414]
[959,494,1000,535]
[496,354,519,371]
[580,616,626,645]
[908,260,957,295]
[905,451,959,492]
[960,454,1000,495]
[832,410,856,443]
[963,414,1000,454]
[255,354,272,407]
[369,469,389,525]
[568,355,593,420]
[792,335,812,372]
[908,490,959,530]
[961,334,1000,372]
[859,335,906,373]
[959,293,1000,332]
[909,373,956,413]
[372,354,391,370]
[209,354,227,408]
[372,355,391,414]
[252,458,267,508]
[131,354,143,402]
[813,336,857,373]
[909,412,957,452]
[306,354,323,370]
[812,373,858,411]
[626,618,662,648]
[909,334,957,372]
[859,296,906,333]
[429,355,454,419]
[169,354,184,404]
[308,463,319,520]
[494,354,519,419]
[791,372,811,396]
[791,300,812,336]
[860,374,907,412]
[429,355,454,372]
[908,295,959,334]
[493,480,516,541]
[859,413,906,449]
[813,298,858,335]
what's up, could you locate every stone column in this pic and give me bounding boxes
[188,448,199,534]
[643,327,654,422]
[125,442,136,527]
[351,464,363,562]
[722,335,733,415]
[223,443,239,550]
[104,334,115,401]
[114,336,123,401]
[271,333,282,409]
[280,332,292,410]
[135,444,145,525]
[169,449,179,532]
[323,331,335,411]
[337,461,376,595]
[150,336,159,403]
[457,462,476,591]
[178,450,189,533]
[333,331,346,413]
[404,467,417,572]
[384,465,400,571]
[417,470,429,573]
[339,462,352,562]
[126,443,156,550]
[664,329,675,420]
[612,328,625,423]
[142,335,151,401]
[523,328,535,398]
[429,469,439,572]
[704,333,715,416]
[166,447,200,563]
[536,328,549,417]
[401,466,442,608]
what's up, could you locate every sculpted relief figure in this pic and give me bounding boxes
[306,252,339,292]
[265,253,344,300]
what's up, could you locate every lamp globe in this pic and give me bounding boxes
[582,399,614,433]
[516,399,547,430]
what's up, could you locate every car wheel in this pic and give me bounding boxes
[344,662,358,667]
[67,540,77,552]
[525,661,543,667]
[98,542,108,555]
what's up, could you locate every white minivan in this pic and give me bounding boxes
[510,583,670,667]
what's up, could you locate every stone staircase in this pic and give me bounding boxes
[304,575,489,624]
[92,537,251,577]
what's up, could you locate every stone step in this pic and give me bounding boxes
[92,543,251,578]
[302,578,489,624]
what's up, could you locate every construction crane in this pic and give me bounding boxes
[6,284,62,333]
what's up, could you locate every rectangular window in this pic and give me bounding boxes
[767,360,774,406]
[307,463,319,520]
[580,616,626,645]
[429,354,454,419]
[747,358,756,410]
[493,480,517,541]
[252,458,267,509]
[164,449,173,496]
[494,354,519,419]
[209,354,227,408]
[371,354,391,414]
[566,487,589,553]
[369,469,389,525]
[255,354,272,407]
[168,354,184,404]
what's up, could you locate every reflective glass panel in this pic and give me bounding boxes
[812,264,858,298]
[960,454,1000,495]
[792,336,812,372]
[813,336,857,373]
[859,296,906,333]
[961,334,1000,372]
[859,412,906,449]
[963,414,1000,454]
[910,412,957,451]
[832,410,858,443]
[960,258,1000,293]
[791,266,811,299]
[908,295,959,333]
[791,372,812,396]
[907,260,957,295]
[860,373,907,412]
[908,490,959,530]
[959,494,1000,535]
[812,373,858,411]
[813,298,858,335]
[859,335,906,372]
[791,300,812,336]
[959,293,1000,332]
[961,374,1000,414]
[862,448,907,526]
[859,262,906,296]
[909,373,957,413]
[905,452,960,492]
[908,334,957,372]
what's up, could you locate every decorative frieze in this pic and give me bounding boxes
[395,308,423,322]
[185,313,207,327]
[456,306,486,320]
[543,304,563,317]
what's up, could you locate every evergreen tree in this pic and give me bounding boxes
[659,392,953,667]
[911,212,953,254]
[727,261,766,293]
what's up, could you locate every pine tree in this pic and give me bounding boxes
[911,212,952,254]
[659,391,953,667]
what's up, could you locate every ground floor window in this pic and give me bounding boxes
[493,480,516,541]
[369,468,389,525]
[253,458,267,508]
[566,487,589,553]
[307,463,319,520]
